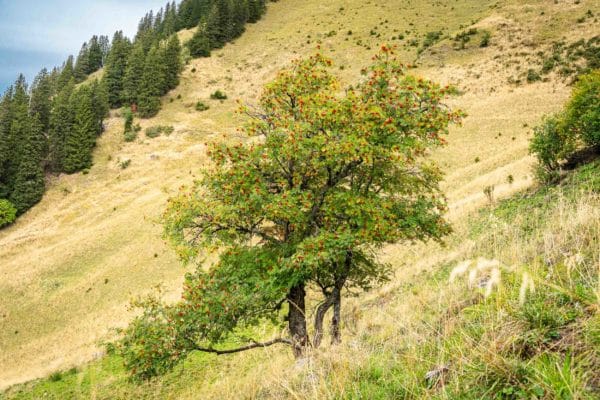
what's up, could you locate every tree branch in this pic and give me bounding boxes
[192,338,292,355]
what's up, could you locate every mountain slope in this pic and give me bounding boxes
[0,0,598,393]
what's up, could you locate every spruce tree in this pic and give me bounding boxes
[247,0,266,23]
[231,0,249,39]
[162,1,178,35]
[103,31,131,108]
[74,42,91,82]
[98,35,111,66]
[0,88,13,198]
[123,43,146,106]
[64,86,96,173]
[48,81,75,172]
[57,56,75,89]
[90,79,109,135]
[164,34,182,91]
[187,24,212,57]
[9,116,45,214]
[88,35,104,72]
[201,5,225,49]
[30,68,53,134]
[4,75,30,195]
[138,45,164,118]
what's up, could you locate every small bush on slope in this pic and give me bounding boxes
[530,70,600,182]
[0,199,17,228]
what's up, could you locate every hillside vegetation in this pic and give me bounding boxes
[0,0,599,397]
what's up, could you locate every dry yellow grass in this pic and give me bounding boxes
[0,0,598,392]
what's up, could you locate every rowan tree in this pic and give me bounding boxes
[117,47,462,380]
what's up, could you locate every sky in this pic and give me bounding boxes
[0,0,167,92]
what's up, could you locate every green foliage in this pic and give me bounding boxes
[526,68,541,83]
[209,90,227,100]
[137,46,165,118]
[63,86,98,173]
[0,199,17,228]
[530,70,600,182]
[480,30,491,47]
[102,31,132,108]
[529,115,574,182]
[118,47,462,379]
[422,30,442,49]
[195,101,209,111]
[145,125,174,138]
[563,70,600,146]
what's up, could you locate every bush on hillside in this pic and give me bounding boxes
[564,70,600,146]
[529,115,575,182]
[145,125,175,138]
[0,199,17,228]
[530,70,599,182]
[209,90,227,100]
[195,101,209,111]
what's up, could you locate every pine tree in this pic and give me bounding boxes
[90,79,109,135]
[164,34,182,90]
[63,86,96,173]
[187,23,212,57]
[57,56,75,89]
[247,0,266,23]
[203,4,227,49]
[123,43,146,106]
[30,68,53,163]
[98,35,111,66]
[3,75,30,196]
[103,31,131,108]
[138,45,164,118]
[9,116,45,214]
[88,35,104,72]
[0,88,13,198]
[74,42,91,82]
[231,0,249,39]
[48,81,75,172]
[162,1,178,35]
[30,68,53,133]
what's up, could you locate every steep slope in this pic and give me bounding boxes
[0,0,598,393]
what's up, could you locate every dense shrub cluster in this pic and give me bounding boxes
[530,70,599,182]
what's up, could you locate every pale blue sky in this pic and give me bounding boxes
[0,0,167,92]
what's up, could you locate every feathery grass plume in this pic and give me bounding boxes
[519,271,536,305]
[449,260,472,283]
[468,257,500,287]
[484,267,501,297]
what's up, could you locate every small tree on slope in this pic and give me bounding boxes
[117,47,462,380]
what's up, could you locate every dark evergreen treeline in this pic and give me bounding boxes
[0,0,268,225]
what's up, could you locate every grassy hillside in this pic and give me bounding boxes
[4,160,599,399]
[0,0,598,396]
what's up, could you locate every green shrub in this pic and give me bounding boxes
[195,101,210,111]
[480,31,491,47]
[119,159,131,169]
[210,90,228,100]
[527,69,542,83]
[529,114,575,182]
[0,199,17,228]
[124,130,137,142]
[123,109,133,133]
[146,126,161,138]
[145,125,175,138]
[563,70,600,146]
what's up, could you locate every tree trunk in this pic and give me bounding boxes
[313,295,335,348]
[287,283,308,357]
[331,288,341,344]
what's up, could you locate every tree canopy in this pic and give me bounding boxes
[117,47,463,380]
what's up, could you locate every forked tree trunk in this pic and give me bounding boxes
[331,289,341,344]
[287,283,309,357]
[313,294,335,348]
